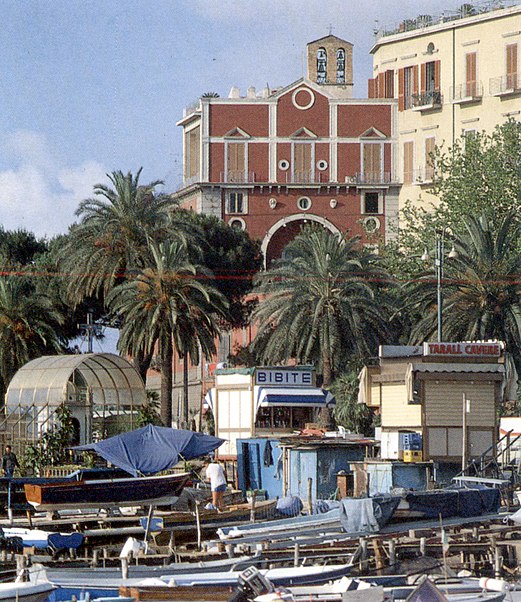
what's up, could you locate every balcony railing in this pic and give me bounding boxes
[414,165,435,184]
[411,90,442,110]
[220,170,257,183]
[490,73,521,96]
[450,82,483,103]
[285,170,329,184]
[346,172,393,185]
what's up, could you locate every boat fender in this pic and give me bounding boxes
[479,578,510,592]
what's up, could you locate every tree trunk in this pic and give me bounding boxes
[183,351,189,429]
[322,352,332,388]
[160,335,173,427]
[133,345,155,384]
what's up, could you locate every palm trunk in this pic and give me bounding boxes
[322,352,332,388]
[160,335,173,427]
[319,350,333,429]
[183,350,189,429]
[133,345,155,384]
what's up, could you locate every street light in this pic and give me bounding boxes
[422,229,458,342]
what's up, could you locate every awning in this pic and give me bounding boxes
[411,363,505,374]
[203,388,215,413]
[254,386,335,418]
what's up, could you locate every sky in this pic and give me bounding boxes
[0,0,499,239]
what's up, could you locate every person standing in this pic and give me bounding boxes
[2,445,19,478]
[205,456,226,511]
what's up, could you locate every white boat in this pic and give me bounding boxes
[1,527,84,551]
[0,582,55,602]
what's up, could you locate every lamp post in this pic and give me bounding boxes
[422,229,457,342]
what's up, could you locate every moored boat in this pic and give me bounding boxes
[0,582,55,602]
[24,472,191,512]
[1,527,84,552]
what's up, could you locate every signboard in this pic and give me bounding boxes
[423,342,502,358]
[255,368,314,387]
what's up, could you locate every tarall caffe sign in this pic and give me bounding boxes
[423,342,502,358]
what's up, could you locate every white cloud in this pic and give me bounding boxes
[0,131,106,239]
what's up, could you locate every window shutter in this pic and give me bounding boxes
[385,70,395,98]
[506,44,518,89]
[420,63,426,95]
[377,73,385,98]
[368,78,376,98]
[466,52,477,97]
[398,68,405,111]
[413,65,419,96]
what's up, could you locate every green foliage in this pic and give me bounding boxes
[251,226,395,386]
[22,403,75,475]
[136,391,162,427]
[181,211,263,328]
[0,227,47,266]
[330,372,375,436]
[0,275,64,399]
[109,238,228,426]
[431,120,521,235]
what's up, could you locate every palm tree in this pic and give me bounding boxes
[407,212,521,367]
[58,169,180,379]
[107,239,228,427]
[0,275,64,399]
[251,226,394,387]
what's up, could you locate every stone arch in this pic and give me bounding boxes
[261,214,341,267]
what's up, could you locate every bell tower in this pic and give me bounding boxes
[307,35,354,95]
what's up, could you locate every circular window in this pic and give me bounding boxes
[363,216,380,233]
[278,159,290,171]
[297,197,312,211]
[316,159,328,171]
[229,218,246,230]
[292,87,315,110]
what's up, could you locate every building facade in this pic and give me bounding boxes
[369,3,521,209]
[175,35,400,265]
[206,365,335,458]
[358,343,508,478]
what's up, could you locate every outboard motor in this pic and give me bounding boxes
[227,566,274,602]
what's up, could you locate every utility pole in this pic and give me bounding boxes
[78,311,102,353]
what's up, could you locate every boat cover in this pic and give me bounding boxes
[73,425,224,476]
[405,486,501,518]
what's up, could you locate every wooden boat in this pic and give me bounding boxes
[145,499,278,531]
[24,472,191,512]
[0,582,55,602]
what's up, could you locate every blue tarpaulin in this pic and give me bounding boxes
[73,425,225,477]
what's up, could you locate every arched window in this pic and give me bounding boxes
[316,48,327,84]
[336,48,346,84]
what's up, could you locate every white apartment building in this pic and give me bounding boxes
[370,2,521,209]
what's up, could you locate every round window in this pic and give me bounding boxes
[297,197,312,211]
[292,87,315,110]
[316,159,328,171]
[229,218,246,230]
[363,216,380,233]
[278,159,290,171]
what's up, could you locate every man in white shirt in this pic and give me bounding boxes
[205,456,226,511]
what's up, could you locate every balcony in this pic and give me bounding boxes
[284,170,329,184]
[220,170,257,184]
[345,172,393,186]
[451,82,483,104]
[414,166,435,185]
[411,90,442,112]
[490,73,521,97]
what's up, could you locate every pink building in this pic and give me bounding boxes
[175,35,401,265]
